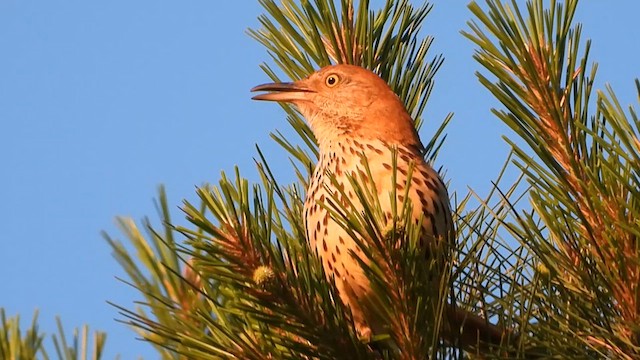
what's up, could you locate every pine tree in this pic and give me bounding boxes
[4,0,639,358]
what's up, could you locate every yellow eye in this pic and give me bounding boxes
[325,74,339,87]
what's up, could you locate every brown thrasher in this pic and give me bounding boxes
[252,64,503,348]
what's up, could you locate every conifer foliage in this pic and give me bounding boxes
[3,0,639,359]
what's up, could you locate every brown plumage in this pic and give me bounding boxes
[252,64,503,347]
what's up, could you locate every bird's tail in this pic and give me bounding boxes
[443,304,513,351]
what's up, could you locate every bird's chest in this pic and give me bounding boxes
[302,141,386,285]
[302,139,452,320]
[303,140,449,259]
[303,141,426,268]
[303,146,361,256]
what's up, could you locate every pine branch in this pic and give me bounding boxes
[466,0,640,357]
[0,309,110,360]
[0,309,43,360]
[46,318,109,360]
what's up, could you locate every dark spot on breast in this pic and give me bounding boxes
[357,169,367,180]
[420,195,430,209]
[397,146,411,156]
[339,236,345,244]
[323,239,328,252]
[382,163,392,170]
[335,245,341,255]
[425,178,438,192]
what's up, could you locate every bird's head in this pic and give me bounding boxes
[251,64,422,150]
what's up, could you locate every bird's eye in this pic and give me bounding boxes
[325,74,339,87]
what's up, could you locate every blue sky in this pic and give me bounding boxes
[1,1,638,359]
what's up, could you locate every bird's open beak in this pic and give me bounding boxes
[251,82,313,102]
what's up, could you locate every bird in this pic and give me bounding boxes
[251,64,503,348]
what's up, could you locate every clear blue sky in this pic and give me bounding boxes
[1,1,638,359]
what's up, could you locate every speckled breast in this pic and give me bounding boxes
[302,137,452,326]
